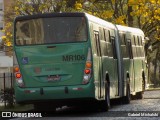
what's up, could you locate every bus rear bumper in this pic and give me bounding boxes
[15,84,95,105]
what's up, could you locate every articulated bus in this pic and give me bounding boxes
[13,12,146,111]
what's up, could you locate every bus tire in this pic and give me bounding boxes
[135,72,145,99]
[142,71,145,92]
[123,84,131,104]
[136,92,143,99]
[101,81,110,111]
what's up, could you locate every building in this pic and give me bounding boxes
[0,0,13,73]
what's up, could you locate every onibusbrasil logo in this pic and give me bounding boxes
[1,112,42,118]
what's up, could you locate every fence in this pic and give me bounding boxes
[0,73,13,90]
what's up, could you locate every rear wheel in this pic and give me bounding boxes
[136,92,143,99]
[123,84,131,104]
[100,81,110,111]
[142,72,146,92]
[136,75,145,99]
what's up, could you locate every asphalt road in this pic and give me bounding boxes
[4,90,160,120]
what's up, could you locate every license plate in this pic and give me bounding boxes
[47,75,61,81]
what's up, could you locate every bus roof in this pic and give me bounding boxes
[85,13,116,30]
[14,12,87,21]
[116,25,144,36]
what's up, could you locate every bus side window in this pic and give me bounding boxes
[127,39,133,59]
[94,31,101,57]
[120,33,127,58]
[104,29,110,42]
[140,36,143,46]
[100,28,108,56]
[137,36,140,46]
[139,36,144,57]
[99,27,105,41]
[108,30,113,57]
[103,29,110,56]
[137,36,140,57]
[132,35,137,58]
[110,30,117,59]
[136,35,140,57]
[111,37,117,59]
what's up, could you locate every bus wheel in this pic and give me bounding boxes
[136,92,143,99]
[135,73,145,99]
[101,81,110,111]
[123,84,131,104]
[142,72,146,92]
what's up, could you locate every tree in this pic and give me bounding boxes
[75,0,160,41]
[2,0,160,55]
[2,0,68,51]
[128,0,160,41]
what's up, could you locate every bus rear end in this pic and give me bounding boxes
[13,13,94,107]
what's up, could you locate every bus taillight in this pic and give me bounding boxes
[16,73,21,78]
[84,69,91,74]
[86,62,92,68]
[14,67,19,72]
[83,48,92,84]
[14,66,25,87]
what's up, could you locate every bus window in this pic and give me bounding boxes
[15,17,88,45]
[132,35,136,46]
[120,33,128,58]
[16,19,45,45]
[107,30,113,57]
[137,36,140,46]
[111,37,116,59]
[127,39,133,59]
[99,27,105,41]
[137,36,140,57]
[139,36,143,57]
[94,32,101,57]
[104,29,110,42]
[140,36,143,46]
[100,28,108,56]
[119,33,126,45]
[134,35,139,46]
[110,30,115,38]
[111,37,117,59]
[131,35,137,57]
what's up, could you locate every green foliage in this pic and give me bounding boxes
[2,0,160,60]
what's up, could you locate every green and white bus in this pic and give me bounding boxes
[13,12,146,111]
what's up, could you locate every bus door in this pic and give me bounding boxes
[111,36,119,96]
[93,31,103,99]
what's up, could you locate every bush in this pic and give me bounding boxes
[0,88,15,108]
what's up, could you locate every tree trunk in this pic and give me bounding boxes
[153,49,159,87]
[127,5,133,27]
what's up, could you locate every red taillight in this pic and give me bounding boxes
[16,73,21,78]
[85,69,91,74]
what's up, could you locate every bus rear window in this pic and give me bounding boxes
[15,17,87,45]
